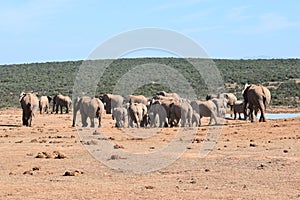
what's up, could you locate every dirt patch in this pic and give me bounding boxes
[0,108,299,199]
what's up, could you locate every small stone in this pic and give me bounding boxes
[110,155,121,160]
[32,166,40,171]
[250,143,256,147]
[145,186,154,189]
[283,150,288,153]
[23,170,33,175]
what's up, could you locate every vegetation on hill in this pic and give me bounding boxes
[0,58,299,108]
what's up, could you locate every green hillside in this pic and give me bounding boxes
[0,58,299,108]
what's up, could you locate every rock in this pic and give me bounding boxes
[250,143,256,147]
[35,152,46,158]
[114,144,124,149]
[63,170,83,176]
[110,155,121,160]
[145,186,154,189]
[32,166,40,171]
[23,170,33,175]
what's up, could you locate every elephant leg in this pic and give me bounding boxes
[181,115,186,127]
[248,104,254,122]
[55,105,59,114]
[258,101,266,122]
[243,103,248,120]
[209,112,218,125]
[28,111,33,127]
[66,106,69,114]
[60,105,63,114]
[90,117,95,127]
[98,116,102,128]
[22,110,27,126]
[81,114,88,127]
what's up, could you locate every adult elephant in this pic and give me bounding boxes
[112,106,128,128]
[99,94,123,114]
[169,101,193,127]
[190,100,218,126]
[128,103,148,128]
[129,95,148,106]
[242,84,271,122]
[148,101,165,128]
[212,97,228,118]
[223,93,237,111]
[155,91,181,101]
[52,94,72,114]
[72,96,105,127]
[149,99,177,128]
[19,92,39,126]
[39,96,52,114]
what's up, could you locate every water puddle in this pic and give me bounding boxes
[226,113,300,119]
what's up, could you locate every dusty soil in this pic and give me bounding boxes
[0,108,299,199]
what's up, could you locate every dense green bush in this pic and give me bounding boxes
[0,58,299,108]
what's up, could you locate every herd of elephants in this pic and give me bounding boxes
[18,83,271,128]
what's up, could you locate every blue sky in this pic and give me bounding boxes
[0,0,299,64]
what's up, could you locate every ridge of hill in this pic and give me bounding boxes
[0,58,299,108]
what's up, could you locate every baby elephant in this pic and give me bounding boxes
[39,96,52,114]
[233,101,244,120]
[112,107,128,128]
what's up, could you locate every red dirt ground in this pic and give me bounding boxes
[0,108,299,199]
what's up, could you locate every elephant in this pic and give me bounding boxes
[148,100,168,128]
[72,96,105,127]
[39,96,52,114]
[242,84,271,122]
[19,92,39,126]
[52,94,72,114]
[223,93,237,111]
[155,91,181,101]
[169,101,193,127]
[212,97,228,118]
[206,93,218,101]
[99,94,123,114]
[190,100,218,126]
[128,103,148,128]
[129,95,148,106]
[112,106,128,128]
[149,99,177,128]
[233,100,244,120]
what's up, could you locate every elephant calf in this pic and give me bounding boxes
[39,96,52,114]
[233,101,244,120]
[112,107,128,128]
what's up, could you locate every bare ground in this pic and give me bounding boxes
[0,108,299,199]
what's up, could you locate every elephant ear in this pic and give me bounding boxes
[19,92,26,102]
